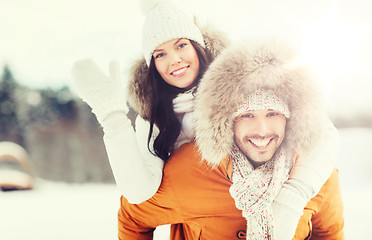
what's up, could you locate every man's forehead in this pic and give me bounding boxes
[233,90,290,118]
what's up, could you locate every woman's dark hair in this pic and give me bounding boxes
[147,40,210,162]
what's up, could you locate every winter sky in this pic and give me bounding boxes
[1,0,372,114]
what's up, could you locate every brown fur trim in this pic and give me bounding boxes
[127,58,152,120]
[194,39,327,165]
[126,21,231,120]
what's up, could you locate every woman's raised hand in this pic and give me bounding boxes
[71,59,128,125]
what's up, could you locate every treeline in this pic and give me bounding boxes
[0,66,369,183]
[0,66,117,183]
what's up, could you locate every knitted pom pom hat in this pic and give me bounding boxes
[140,0,205,66]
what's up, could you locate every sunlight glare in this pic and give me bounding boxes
[299,19,364,104]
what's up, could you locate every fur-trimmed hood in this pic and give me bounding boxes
[194,39,328,165]
[126,22,231,120]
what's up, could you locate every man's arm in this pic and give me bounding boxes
[117,144,196,239]
[117,149,186,240]
[118,197,155,239]
[118,195,181,240]
[292,169,344,240]
[310,169,344,239]
[117,142,246,240]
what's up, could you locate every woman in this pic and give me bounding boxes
[72,0,339,238]
[72,0,230,203]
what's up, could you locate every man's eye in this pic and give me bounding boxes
[267,112,279,117]
[241,114,253,118]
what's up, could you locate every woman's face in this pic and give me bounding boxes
[153,38,200,89]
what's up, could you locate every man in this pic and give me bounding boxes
[118,40,344,239]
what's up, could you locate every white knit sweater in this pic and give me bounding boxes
[103,91,196,204]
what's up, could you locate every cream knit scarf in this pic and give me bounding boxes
[229,144,293,239]
[173,87,197,148]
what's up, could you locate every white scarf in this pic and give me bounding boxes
[172,88,196,148]
[229,144,293,239]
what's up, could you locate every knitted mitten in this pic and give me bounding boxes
[71,59,129,132]
[272,181,309,240]
[272,121,339,239]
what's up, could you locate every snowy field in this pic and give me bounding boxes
[1,128,371,240]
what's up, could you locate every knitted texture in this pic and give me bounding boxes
[271,181,308,240]
[140,0,205,65]
[172,87,196,148]
[229,145,293,240]
[71,59,128,126]
[233,89,290,118]
[194,39,326,165]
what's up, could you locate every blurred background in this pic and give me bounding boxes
[0,0,371,239]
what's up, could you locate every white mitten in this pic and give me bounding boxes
[272,182,308,240]
[71,59,128,129]
[289,119,339,199]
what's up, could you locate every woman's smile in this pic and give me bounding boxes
[171,66,189,77]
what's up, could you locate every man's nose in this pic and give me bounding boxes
[254,119,269,137]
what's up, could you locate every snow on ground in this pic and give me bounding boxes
[1,128,371,240]
[0,181,121,240]
[336,128,372,239]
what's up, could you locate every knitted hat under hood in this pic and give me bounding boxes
[140,0,205,66]
[127,22,231,120]
[194,39,328,165]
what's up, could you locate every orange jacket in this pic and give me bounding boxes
[118,142,344,239]
[293,169,344,239]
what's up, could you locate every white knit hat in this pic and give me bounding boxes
[234,89,290,118]
[140,0,206,66]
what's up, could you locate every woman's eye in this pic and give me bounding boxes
[178,43,187,49]
[155,53,165,59]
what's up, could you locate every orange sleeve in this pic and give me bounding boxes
[309,169,345,240]
[117,143,202,239]
[118,161,183,240]
[118,194,181,240]
[117,142,242,240]
[118,196,155,240]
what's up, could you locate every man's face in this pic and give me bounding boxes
[233,109,287,168]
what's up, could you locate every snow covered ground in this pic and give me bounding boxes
[335,128,372,239]
[1,128,371,240]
